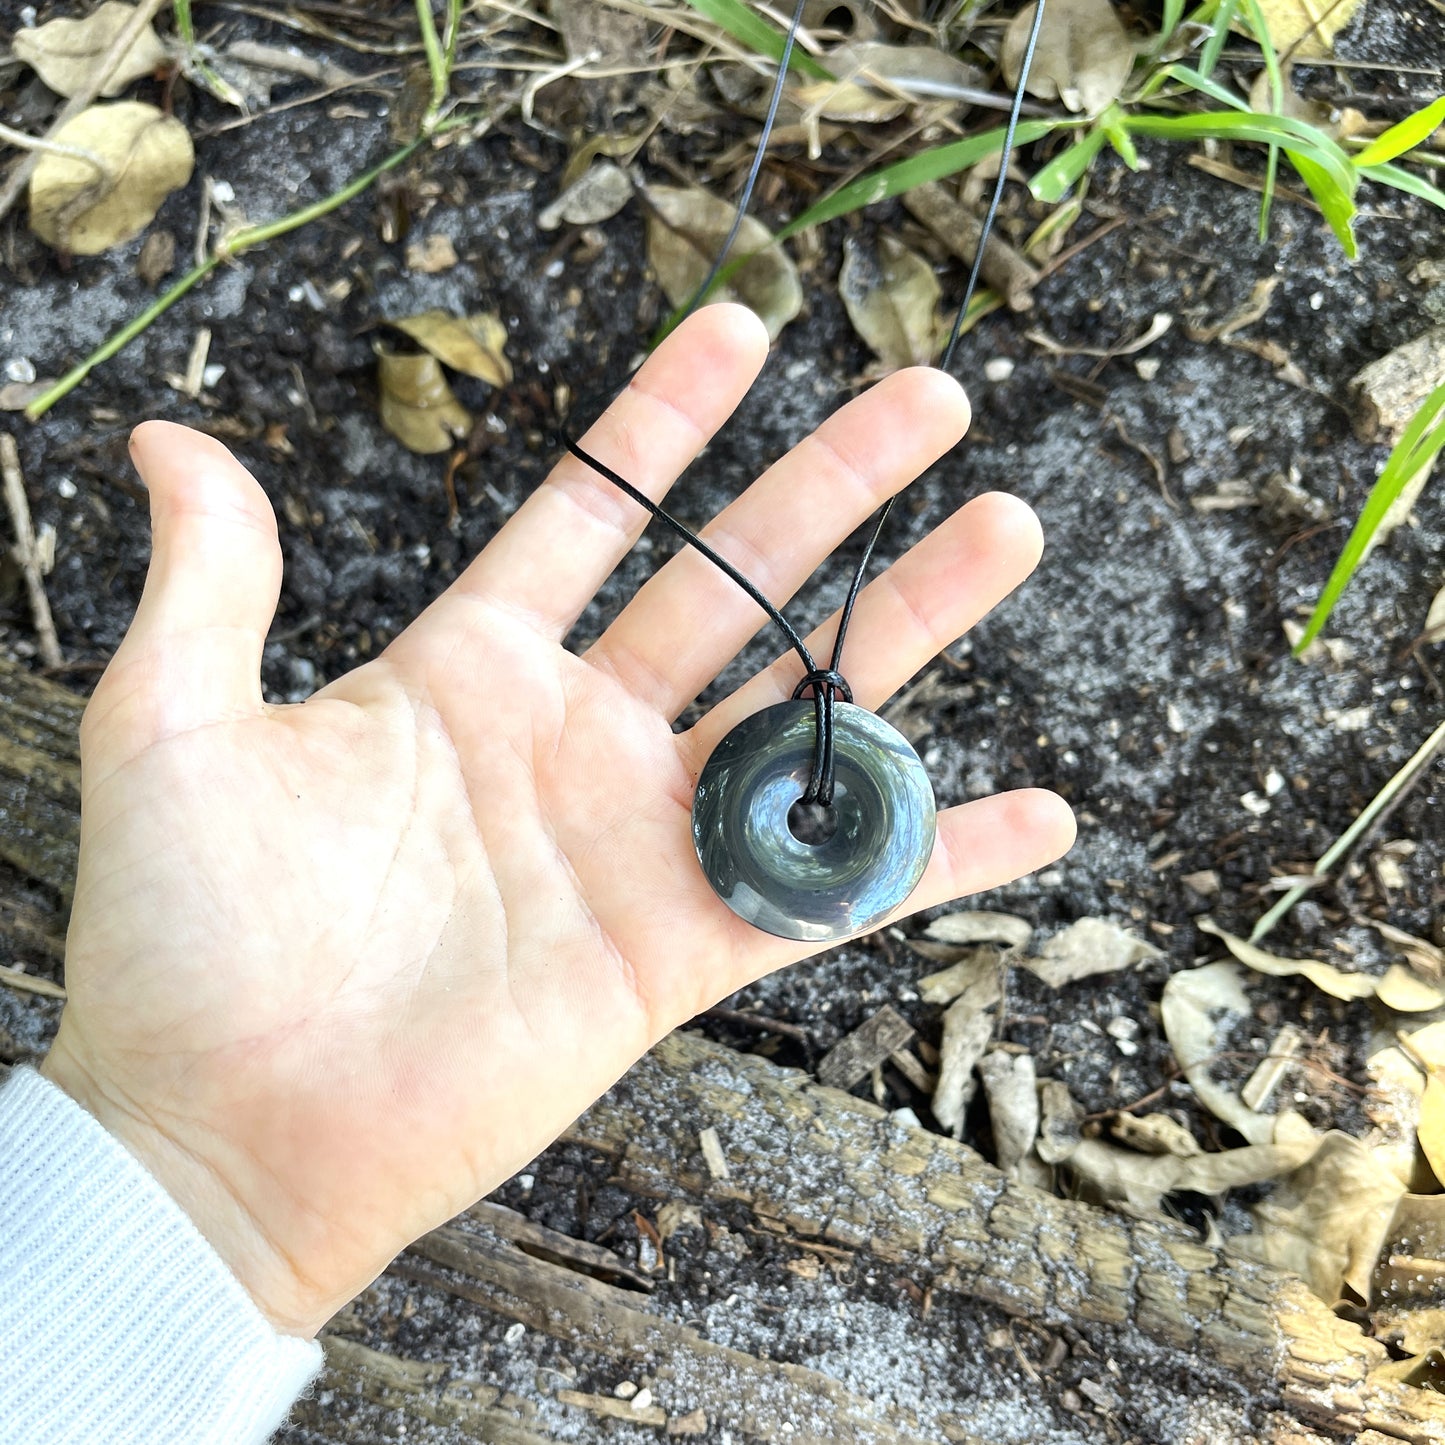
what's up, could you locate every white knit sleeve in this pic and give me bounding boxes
[0,1067,323,1445]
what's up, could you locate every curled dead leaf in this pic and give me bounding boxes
[1001,0,1135,116]
[29,101,193,255]
[13,1,168,99]
[538,162,633,230]
[924,910,1032,950]
[1201,920,1445,1011]
[917,945,1000,1005]
[931,962,1002,1137]
[376,347,472,454]
[839,234,941,370]
[1021,916,1161,989]
[388,310,511,387]
[1230,1132,1406,1304]
[1160,960,1319,1164]
[1242,0,1366,58]
[978,1049,1038,1175]
[1069,1135,1310,1216]
[643,184,802,342]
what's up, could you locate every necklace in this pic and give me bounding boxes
[567,0,1047,942]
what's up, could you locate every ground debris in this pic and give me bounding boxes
[1020,916,1161,989]
[1002,0,1134,115]
[817,1005,915,1091]
[12,1,167,99]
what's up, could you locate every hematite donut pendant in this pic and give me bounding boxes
[691,701,936,943]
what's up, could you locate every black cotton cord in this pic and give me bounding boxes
[563,0,1046,811]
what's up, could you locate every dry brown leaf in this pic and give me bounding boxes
[1377,965,1445,1012]
[1404,1021,1445,1187]
[1109,1112,1201,1158]
[538,161,633,230]
[1423,582,1445,646]
[917,945,999,1005]
[13,1,168,98]
[931,964,1002,1137]
[1021,916,1161,989]
[29,101,193,255]
[1372,1192,1445,1357]
[796,41,984,123]
[1201,921,1445,1011]
[978,1050,1038,1175]
[388,311,510,387]
[925,910,1032,950]
[1199,920,1377,1000]
[643,184,801,342]
[376,347,472,454]
[1231,1132,1406,1304]
[839,233,941,370]
[1242,0,1366,58]
[1068,1136,1306,1215]
[1001,0,1134,116]
[1160,961,1319,1164]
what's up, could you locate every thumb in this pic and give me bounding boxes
[91,421,284,745]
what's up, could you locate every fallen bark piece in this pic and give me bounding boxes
[902,183,1041,312]
[557,1389,667,1427]
[817,1005,916,1090]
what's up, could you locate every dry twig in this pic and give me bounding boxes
[0,435,62,669]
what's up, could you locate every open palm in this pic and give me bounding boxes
[41,305,1074,1336]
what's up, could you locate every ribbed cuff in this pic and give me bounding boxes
[0,1067,322,1445]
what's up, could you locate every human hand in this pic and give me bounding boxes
[40,304,1074,1336]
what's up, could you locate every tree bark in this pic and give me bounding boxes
[2,658,1441,1443]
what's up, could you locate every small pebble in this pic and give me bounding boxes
[4,358,36,384]
[1135,357,1161,380]
[503,1322,525,1344]
[57,477,77,500]
[210,179,236,204]
[1264,769,1285,796]
[201,363,226,388]
[1239,791,1270,816]
[614,1381,638,1400]
[631,1388,654,1412]
[983,357,1014,382]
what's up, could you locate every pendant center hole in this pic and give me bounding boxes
[788,798,839,847]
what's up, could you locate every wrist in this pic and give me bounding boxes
[39,1038,324,1338]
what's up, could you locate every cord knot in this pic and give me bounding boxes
[791,669,853,705]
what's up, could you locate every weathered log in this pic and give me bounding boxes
[2,657,1443,1442]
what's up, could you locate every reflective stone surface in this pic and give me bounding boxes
[692,701,936,942]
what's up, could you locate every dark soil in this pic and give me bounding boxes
[2,1,1443,1439]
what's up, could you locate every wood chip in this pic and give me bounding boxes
[902,182,1041,312]
[668,1407,709,1436]
[888,1046,935,1094]
[557,1389,667,1427]
[699,1126,729,1180]
[817,1005,916,1090]
[1241,1024,1303,1113]
[0,963,66,1000]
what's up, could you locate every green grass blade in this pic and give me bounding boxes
[1124,110,1357,198]
[678,0,832,79]
[774,117,1062,240]
[1104,114,1140,169]
[1353,94,1445,168]
[1287,149,1357,256]
[670,118,1064,323]
[1198,0,1240,77]
[1164,64,1250,110]
[1160,0,1186,43]
[1294,381,1445,651]
[1030,126,1107,202]
[1360,160,1445,209]
[1238,0,1283,242]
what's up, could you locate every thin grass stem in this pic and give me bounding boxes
[25,137,426,420]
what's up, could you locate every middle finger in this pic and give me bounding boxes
[585,367,969,717]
